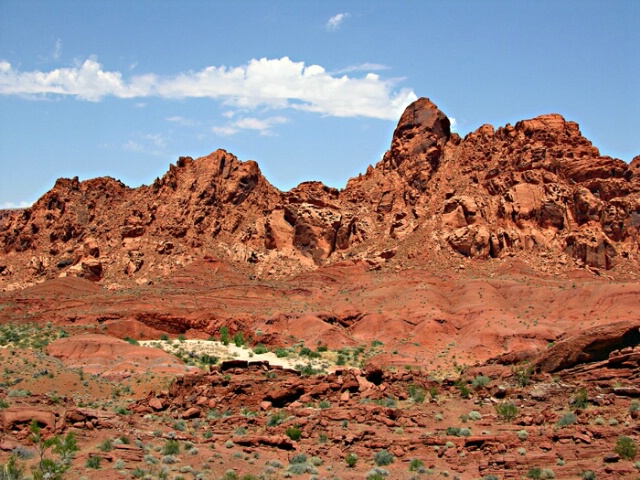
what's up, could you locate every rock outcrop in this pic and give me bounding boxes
[1,97,639,287]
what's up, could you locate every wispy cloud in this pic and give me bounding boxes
[53,39,62,60]
[1,201,32,209]
[166,115,198,127]
[0,56,417,120]
[213,116,288,136]
[333,63,390,74]
[326,13,349,31]
[450,117,457,132]
[123,133,168,156]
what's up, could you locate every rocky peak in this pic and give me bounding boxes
[380,98,451,188]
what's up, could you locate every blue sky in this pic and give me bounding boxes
[1,1,638,208]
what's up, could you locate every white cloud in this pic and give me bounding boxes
[450,117,457,132]
[213,116,288,136]
[212,125,239,136]
[166,115,198,126]
[0,56,417,120]
[333,63,389,74]
[53,39,62,60]
[1,201,32,209]
[326,13,349,31]
[123,133,168,156]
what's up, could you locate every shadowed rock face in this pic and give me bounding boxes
[1,97,639,287]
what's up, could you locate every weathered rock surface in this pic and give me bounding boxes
[1,97,639,289]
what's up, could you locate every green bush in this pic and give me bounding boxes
[289,454,307,464]
[285,426,302,441]
[581,471,597,480]
[252,343,268,354]
[495,402,518,421]
[162,439,180,455]
[97,438,113,452]
[373,449,395,466]
[220,327,230,346]
[233,331,245,347]
[446,426,461,436]
[267,411,286,427]
[85,455,102,469]
[468,411,482,421]
[572,388,589,409]
[275,348,288,358]
[409,458,424,471]
[472,375,491,389]
[556,412,577,427]
[345,452,358,468]
[408,384,426,403]
[615,436,637,460]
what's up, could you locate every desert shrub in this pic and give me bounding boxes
[409,458,424,471]
[481,476,500,480]
[267,411,286,427]
[366,467,389,479]
[309,456,323,466]
[0,455,24,479]
[495,402,518,421]
[429,385,439,398]
[85,455,102,469]
[131,466,145,478]
[0,398,10,409]
[13,446,35,460]
[7,389,30,398]
[266,459,284,469]
[615,436,637,460]
[468,411,482,421]
[514,363,534,387]
[373,449,395,466]
[233,331,245,347]
[527,467,542,480]
[517,447,527,456]
[220,327,230,345]
[252,343,268,354]
[318,400,330,409]
[115,458,126,469]
[285,426,302,441]
[629,400,640,413]
[161,454,177,464]
[275,348,288,358]
[571,388,589,409]
[594,416,605,426]
[345,452,358,467]
[97,438,113,452]
[581,471,597,480]
[408,384,426,403]
[458,384,471,398]
[556,412,577,427]
[200,354,217,365]
[472,375,491,389]
[162,439,179,455]
[290,454,307,464]
[223,470,238,480]
[460,427,472,437]
[517,429,529,441]
[446,427,461,437]
[124,337,139,345]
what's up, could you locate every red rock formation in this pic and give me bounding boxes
[1,98,639,289]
